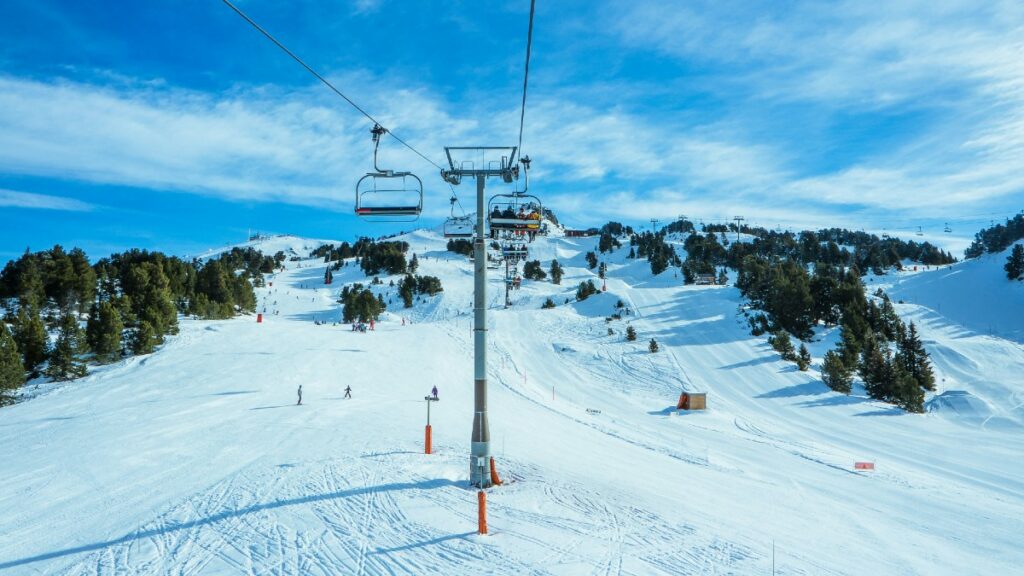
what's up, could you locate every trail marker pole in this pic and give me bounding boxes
[477,490,488,534]
[424,396,439,454]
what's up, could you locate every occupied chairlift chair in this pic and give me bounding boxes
[501,243,529,262]
[487,156,541,233]
[355,124,423,221]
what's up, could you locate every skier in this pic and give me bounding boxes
[431,385,438,400]
[297,385,303,406]
[344,385,352,399]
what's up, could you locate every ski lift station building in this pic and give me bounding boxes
[677,392,706,411]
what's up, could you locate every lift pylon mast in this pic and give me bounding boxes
[442,147,519,488]
[733,216,745,243]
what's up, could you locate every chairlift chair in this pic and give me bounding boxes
[944,223,952,233]
[488,193,543,231]
[444,217,474,238]
[501,243,528,259]
[443,195,474,238]
[916,226,924,236]
[354,124,423,222]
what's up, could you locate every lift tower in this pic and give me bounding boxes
[442,147,519,488]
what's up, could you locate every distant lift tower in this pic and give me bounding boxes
[733,216,745,243]
[442,146,519,488]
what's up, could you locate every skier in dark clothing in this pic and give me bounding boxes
[344,385,352,399]
[431,385,438,400]
[297,385,303,405]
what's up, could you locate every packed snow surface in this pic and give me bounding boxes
[1,230,1022,575]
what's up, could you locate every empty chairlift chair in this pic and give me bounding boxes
[443,195,474,238]
[354,124,423,222]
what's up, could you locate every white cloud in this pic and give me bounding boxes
[0,188,94,211]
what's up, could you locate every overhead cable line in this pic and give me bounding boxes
[514,0,537,165]
[220,0,445,172]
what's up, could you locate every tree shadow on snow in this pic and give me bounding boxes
[756,381,828,399]
[0,478,462,571]
[796,394,873,408]
[718,355,776,370]
[854,408,905,417]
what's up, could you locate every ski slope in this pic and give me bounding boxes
[1,230,1022,575]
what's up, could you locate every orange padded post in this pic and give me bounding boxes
[257,313,263,323]
[477,490,488,535]
[489,457,503,486]
[424,425,432,454]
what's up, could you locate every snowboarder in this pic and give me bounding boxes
[297,385,303,406]
[344,385,352,399]
[431,385,438,400]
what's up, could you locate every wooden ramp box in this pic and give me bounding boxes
[677,392,706,411]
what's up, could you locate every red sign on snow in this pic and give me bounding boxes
[854,462,875,471]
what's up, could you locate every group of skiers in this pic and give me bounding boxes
[296,384,436,405]
[296,383,352,405]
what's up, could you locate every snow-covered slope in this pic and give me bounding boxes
[1,230,1022,575]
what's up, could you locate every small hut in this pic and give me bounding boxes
[677,392,706,411]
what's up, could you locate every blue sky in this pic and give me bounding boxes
[1,0,1022,262]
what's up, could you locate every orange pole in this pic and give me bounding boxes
[425,425,432,454]
[489,456,503,485]
[477,490,487,535]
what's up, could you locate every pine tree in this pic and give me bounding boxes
[585,251,598,269]
[769,330,796,361]
[409,253,419,274]
[649,338,659,353]
[898,322,935,391]
[575,280,598,301]
[859,336,889,401]
[1005,244,1024,280]
[837,317,866,367]
[821,350,852,394]
[598,262,607,280]
[0,322,26,402]
[541,298,555,309]
[550,259,564,285]
[130,321,158,355]
[14,306,48,377]
[399,275,416,308]
[523,260,546,281]
[717,268,728,285]
[86,301,124,363]
[796,344,811,371]
[45,311,87,381]
[16,254,47,310]
[69,247,96,314]
[893,367,925,413]
[625,325,637,341]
